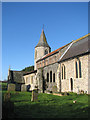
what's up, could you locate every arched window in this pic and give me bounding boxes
[53,73,55,82]
[75,59,82,78]
[62,66,63,79]
[45,49,48,55]
[64,65,66,79]
[79,60,82,78]
[75,61,78,78]
[62,64,66,80]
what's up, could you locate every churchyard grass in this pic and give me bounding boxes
[2,83,90,118]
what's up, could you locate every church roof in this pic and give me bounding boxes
[58,34,90,62]
[8,70,26,84]
[42,42,71,59]
[23,70,37,76]
[36,42,71,62]
[35,29,50,48]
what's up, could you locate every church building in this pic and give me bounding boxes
[8,29,90,94]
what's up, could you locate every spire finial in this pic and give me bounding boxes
[42,24,44,30]
[9,65,10,70]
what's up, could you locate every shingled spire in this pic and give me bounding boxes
[34,29,51,70]
[35,29,50,48]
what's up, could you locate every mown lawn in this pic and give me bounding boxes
[2,83,90,119]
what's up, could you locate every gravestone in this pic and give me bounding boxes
[4,92,11,102]
[3,92,14,118]
[64,92,67,96]
[21,84,27,92]
[31,89,38,102]
[8,84,15,91]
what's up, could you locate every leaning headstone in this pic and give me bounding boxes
[8,84,15,91]
[21,84,27,92]
[3,92,14,118]
[64,92,67,96]
[31,89,38,102]
[4,92,11,102]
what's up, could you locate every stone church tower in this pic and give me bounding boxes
[34,29,51,70]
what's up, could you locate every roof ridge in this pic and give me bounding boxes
[74,33,90,43]
[36,41,72,62]
[10,70,28,72]
[42,42,72,59]
[36,33,89,62]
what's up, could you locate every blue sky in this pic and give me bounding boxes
[2,2,88,80]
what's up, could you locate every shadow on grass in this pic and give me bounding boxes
[2,101,89,119]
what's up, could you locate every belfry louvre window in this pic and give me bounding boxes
[62,64,66,80]
[47,73,49,82]
[75,59,82,78]
[45,49,48,55]
[50,71,52,82]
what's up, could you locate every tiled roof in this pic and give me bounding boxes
[8,70,37,83]
[23,70,37,76]
[43,43,71,59]
[36,42,71,62]
[36,34,90,63]
[59,34,90,62]
[9,70,26,83]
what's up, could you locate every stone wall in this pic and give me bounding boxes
[58,54,89,93]
[36,43,70,69]
[88,54,90,94]
[8,70,28,91]
[35,43,71,93]
[23,73,36,91]
[8,71,26,84]
[34,46,50,70]
[43,63,58,92]
[37,69,43,93]
[8,84,15,91]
